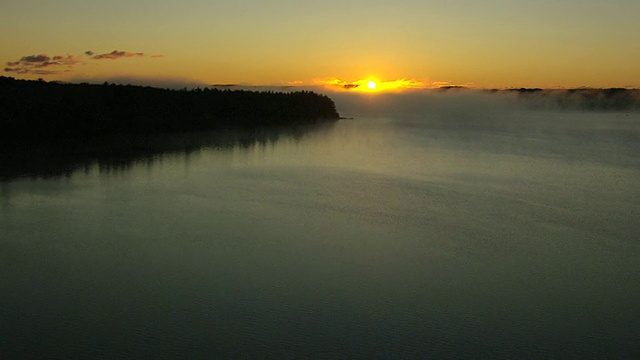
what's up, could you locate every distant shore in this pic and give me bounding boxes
[438,86,640,110]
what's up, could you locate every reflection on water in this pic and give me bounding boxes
[0,124,332,181]
[1,111,639,358]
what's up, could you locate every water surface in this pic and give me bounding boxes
[1,109,639,358]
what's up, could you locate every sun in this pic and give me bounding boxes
[320,77,426,92]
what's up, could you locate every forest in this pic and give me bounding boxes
[0,76,340,151]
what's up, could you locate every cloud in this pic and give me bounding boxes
[92,50,144,60]
[4,67,27,74]
[431,81,452,88]
[4,50,163,76]
[321,78,361,90]
[4,54,85,74]
[382,79,426,90]
[34,69,69,75]
[20,54,50,63]
[284,80,304,86]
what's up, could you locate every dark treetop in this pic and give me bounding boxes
[0,76,340,151]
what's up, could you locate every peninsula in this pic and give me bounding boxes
[0,76,340,151]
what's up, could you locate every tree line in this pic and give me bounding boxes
[0,76,340,150]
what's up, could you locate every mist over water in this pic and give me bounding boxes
[1,92,639,358]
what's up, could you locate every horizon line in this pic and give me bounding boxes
[2,76,638,92]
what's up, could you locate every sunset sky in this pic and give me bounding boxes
[2,0,639,90]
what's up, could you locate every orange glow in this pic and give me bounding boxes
[319,77,426,93]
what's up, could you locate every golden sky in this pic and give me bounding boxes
[2,0,639,90]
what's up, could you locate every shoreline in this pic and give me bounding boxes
[0,76,340,152]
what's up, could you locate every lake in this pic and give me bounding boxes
[1,95,639,358]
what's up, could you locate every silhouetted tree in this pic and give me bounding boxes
[0,76,340,151]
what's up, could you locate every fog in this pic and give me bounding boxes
[328,88,640,118]
[212,84,640,120]
[334,90,639,170]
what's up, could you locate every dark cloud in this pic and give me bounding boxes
[5,50,162,76]
[4,54,85,75]
[321,78,362,90]
[20,54,50,63]
[4,67,26,74]
[32,69,66,75]
[4,66,61,75]
[92,50,144,60]
[35,61,56,68]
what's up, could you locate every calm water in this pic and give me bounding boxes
[1,102,639,358]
